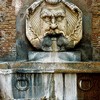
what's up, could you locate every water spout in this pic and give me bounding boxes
[51,38,58,52]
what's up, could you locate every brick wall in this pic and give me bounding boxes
[92,1,100,61]
[0,0,16,60]
[0,0,100,61]
[68,0,100,61]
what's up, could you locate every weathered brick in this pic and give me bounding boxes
[0,0,100,61]
[0,0,16,60]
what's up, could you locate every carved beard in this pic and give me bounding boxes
[42,33,69,51]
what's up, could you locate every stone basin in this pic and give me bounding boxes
[28,52,81,62]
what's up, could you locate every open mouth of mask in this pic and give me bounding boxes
[41,33,69,51]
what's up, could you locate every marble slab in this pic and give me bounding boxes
[28,52,81,62]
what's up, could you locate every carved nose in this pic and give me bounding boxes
[50,17,57,29]
[50,23,57,29]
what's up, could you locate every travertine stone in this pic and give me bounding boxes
[0,61,100,99]
[26,0,82,51]
[28,52,81,62]
[12,0,23,15]
[0,61,100,73]
[65,74,77,100]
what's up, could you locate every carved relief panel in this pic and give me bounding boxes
[78,74,100,100]
[26,0,82,51]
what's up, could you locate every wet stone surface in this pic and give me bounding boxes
[28,52,81,62]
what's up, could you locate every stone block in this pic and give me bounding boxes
[28,51,81,62]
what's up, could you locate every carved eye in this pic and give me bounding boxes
[56,16,64,22]
[43,16,51,22]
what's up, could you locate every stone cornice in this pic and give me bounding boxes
[0,61,100,73]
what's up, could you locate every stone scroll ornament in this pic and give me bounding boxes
[26,0,82,51]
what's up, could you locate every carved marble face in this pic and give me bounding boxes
[26,0,82,51]
[40,4,69,51]
[40,5,67,37]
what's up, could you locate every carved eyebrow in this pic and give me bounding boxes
[54,10,66,17]
[40,9,52,18]
[40,9,66,18]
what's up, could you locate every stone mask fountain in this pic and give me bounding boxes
[0,0,85,100]
[26,0,82,62]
